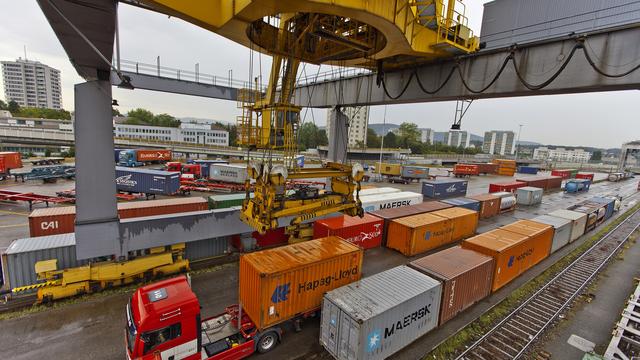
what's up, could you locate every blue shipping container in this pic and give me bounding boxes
[115,167,181,195]
[517,166,538,174]
[588,196,615,221]
[442,197,481,212]
[421,179,468,200]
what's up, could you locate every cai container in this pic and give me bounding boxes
[358,187,401,197]
[441,197,481,212]
[320,265,441,360]
[421,179,468,200]
[476,163,499,174]
[239,236,363,330]
[115,167,180,195]
[466,194,501,219]
[360,191,423,213]
[453,164,479,176]
[28,197,208,237]
[431,207,479,242]
[548,209,588,242]
[386,213,454,256]
[531,215,572,254]
[462,228,551,291]
[209,164,249,184]
[0,152,22,169]
[409,246,494,325]
[370,201,452,244]
[313,214,384,250]
[488,181,527,193]
[515,186,544,206]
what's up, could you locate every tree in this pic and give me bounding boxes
[397,122,421,149]
[366,128,381,148]
[14,107,71,120]
[591,150,602,161]
[316,129,328,146]
[44,149,52,157]
[383,132,397,148]
[126,108,155,124]
[153,113,181,127]
[8,100,20,113]
[112,107,121,116]
[0,100,7,110]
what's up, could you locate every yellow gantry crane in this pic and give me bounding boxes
[138,0,480,241]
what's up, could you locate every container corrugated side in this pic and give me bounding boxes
[184,237,230,261]
[320,265,441,360]
[409,246,494,325]
[441,197,481,212]
[421,179,468,200]
[516,187,544,206]
[431,207,478,242]
[115,167,180,195]
[360,191,423,213]
[209,164,248,184]
[239,236,363,330]
[501,220,554,257]
[531,215,572,254]
[466,194,500,219]
[370,201,452,244]
[548,209,588,242]
[313,214,384,249]
[359,187,401,197]
[387,213,454,256]
[0,152,22,169]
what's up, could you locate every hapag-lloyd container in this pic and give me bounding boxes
[516,186,544,206]
[421,179,468,200]
[531,215,572,254]
[548,209,588,242]
[209,164,249,184]
[431,207,479,242]
[115,167,180,195]
[239,236,363,330]
[466,194,501,219]
[370,201,452,243]
[360,191,423,212]
[462,227,552,291]
[28,197,208,237]
[501,220,554,256]
[358,187,401,197]
[313,214,384,249]
[409,246,494,325]
[386,213,454,256]
[442,197,481,212]
[320,266,441,360]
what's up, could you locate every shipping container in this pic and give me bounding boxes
[515,176,548,189]
[409,246,494,325]
[29,197,208,237]
[565,179,591,193]
[492,191,517,212]
[358,187,401,197]
[488,181,527,193]
[501,219,554,255]
[548,209,588,242]
[320,266,441,360]
[567,203,600,232]
[547,176,563,190]
[135,149,172,162]
[378,163,402,176]
[589,196,616,221]
[239,236,363,330]
[0,152,22,169]
[209,164,249,184]
[576,173,595,182]
[184,236,230,261]
[516,186,544,206]
[442,197,481,212]
[453,164,479,177]
[475,163,499,175]
[517,166,538,174]
[401,166,430,179]
[531,215,572,254]
[313,214,384,250]
[386,213,454,256]
[551,169,576,180]
[462,227,551,291]
[370,201,452,243]
[208,193,253,209]
[232,227,290,252]
[581,201,607,225]
[360,191,423,213]
[431,207,479,242]
[421,179,468,200]
[481,0,640,50]
[115,167,180,195]
[466,194,501,219]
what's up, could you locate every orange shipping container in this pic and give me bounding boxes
[28,197,208,237]
[386,213,454,256]
[466,194,501,219]
[431,207,479,241]
[0,152,22,169]
[462,227,552,291]
[136,149,172,162]
[501,220,554,255]
[239,236,363,330]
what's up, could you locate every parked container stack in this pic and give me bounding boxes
[515,186,544,206]
[466,194,501,219]
[409,246,494,325]
[313,214,384,250]
[370,201,452,243]
[239,236,363,330]
[320,266,441,360]
[442,197,481,212]
[547,209,588,242]
[517,166,538,174]
[488,181,527,193]
[360,191,424,212]
[421,179,468,200]
[531,215,572,254]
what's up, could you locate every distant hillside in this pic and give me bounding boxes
[517,140,542,146]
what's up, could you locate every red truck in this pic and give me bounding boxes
[167,162,207,180]
[126,276,280,360]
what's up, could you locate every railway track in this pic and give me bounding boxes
[456,208,640,360]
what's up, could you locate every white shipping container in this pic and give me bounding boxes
[548,209,588,242]
[360,191,423,213]
[492,191,517,210]
[209,164,249,184]
[516,186,544,206]
[320,266,442,360]
[532,215,572,253]
[359,187,401,197]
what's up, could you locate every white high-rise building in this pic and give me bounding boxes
[445,130,470,148]
[483,130,516,155]
[2,58,62,109]
[325,106,369,148]
[420,128,435,144]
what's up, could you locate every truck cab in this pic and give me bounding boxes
[119,150,143,167]
[166,162,182,172]
[126,276,280,360]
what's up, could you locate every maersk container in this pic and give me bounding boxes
[421,179,468,200]
[589,196,616,221]
[548,209,588,242]
[320,265,441,360]
[115,167,181,195]
[442,197,481,212]
[516,186,544,206]
[481,0,640,50]
[358,187,401,197]
[239,236,363,330]
[370,201,452,244]
[531,215,572,254]
[517,166,538,174]
[209,164,249,184]
[360,191,423,213]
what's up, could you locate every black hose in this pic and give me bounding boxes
[582,43,640,78]
[414,65,456,94]
[510,43,582,91]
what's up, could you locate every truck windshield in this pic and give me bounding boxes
[126,302,137,354]
[118,151,128,162]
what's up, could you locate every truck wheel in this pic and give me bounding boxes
[257,332,278,353]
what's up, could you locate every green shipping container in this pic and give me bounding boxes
[208,193,253,209]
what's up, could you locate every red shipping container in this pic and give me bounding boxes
[551,169,572,179]
[0,152,22,169]
[576,173,595,181]
[313,214,384,249]
[252,227,288,248]
[515,176,548,189]
[488,181,527,193]
[0,158,5,174]
[546,176,563,190]
[28,197,208,237]
[453,164,479,176]
[136,149,172,162]
[476,163,499,175]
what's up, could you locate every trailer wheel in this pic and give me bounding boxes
[257,331,278,353]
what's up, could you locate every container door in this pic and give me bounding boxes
[337,312,360,360]
[321,300,341,356]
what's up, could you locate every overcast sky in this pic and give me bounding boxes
[0,1,637,148]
